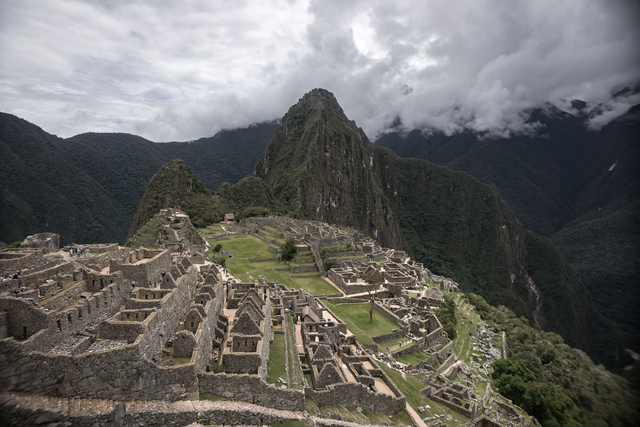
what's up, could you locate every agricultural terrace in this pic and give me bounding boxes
[200,226,338,295]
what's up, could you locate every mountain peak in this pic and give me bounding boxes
[126,159,218,242]
[252,88,398,246]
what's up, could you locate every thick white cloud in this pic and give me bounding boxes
[0,0,638,141]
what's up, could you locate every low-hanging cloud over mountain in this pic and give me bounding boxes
[1,0,638,141]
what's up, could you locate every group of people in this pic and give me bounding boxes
[12,285,28,294]
[1,270,22,282]
[69,246,89,258]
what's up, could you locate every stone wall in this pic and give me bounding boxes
[436,353,457,374]
[304,380,405,415]
[406,340,453,371]
[0,336,197,401]
[427,387,479,419]
[135,266,198,361]
[1,260,75,294]
[0,394,306,427]
[0,272,125,352]
[222,347,262,374]
[78,247,128,270]
[0,249,45,277]
[290,265,318,273]
[372,330,404,344]
[198,373,306,411]
[110,249,171,287]
[391,343,421,359]
[373,302,408,330]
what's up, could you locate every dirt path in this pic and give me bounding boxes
[405,403,428,427]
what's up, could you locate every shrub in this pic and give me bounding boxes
[323,258,334,271]
[8,241,21,248]
[280,239,296,262]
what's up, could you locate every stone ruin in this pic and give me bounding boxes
[0,240,224,402]
[20,232,60,250]
[0,214,531,427]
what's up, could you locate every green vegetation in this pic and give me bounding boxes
[374,110,640,370]
[267,333,287,385]
[204,233,337,295]
[7,241,20,248]
[199,392,229,401]
[433,294,457,341]
[378,363,469,426]
[0,112,277,246]
[321,300,398,345]
[285,315,303,389]
[127,159,222,241]
[280,239,297,262]
[396,350,431,365]
[465,293,640,426]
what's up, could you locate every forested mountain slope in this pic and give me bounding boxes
[374,101,640,367]
[0,112,276,245]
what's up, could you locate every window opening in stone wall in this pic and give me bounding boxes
[68,313,72,324]
[57,320,61,331]
[78,309,82,319]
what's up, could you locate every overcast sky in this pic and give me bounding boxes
[1,0,639,142]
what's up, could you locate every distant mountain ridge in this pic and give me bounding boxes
[0,112,277,245]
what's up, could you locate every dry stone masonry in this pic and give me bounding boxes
[0,212,533,426]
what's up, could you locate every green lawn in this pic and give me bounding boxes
[396,350,432,365]
[321,300,398,345]
[204,233,337,295]
[285,314,304,389]
[267,333,287,385]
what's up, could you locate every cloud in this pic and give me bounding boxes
[0,0,638,141]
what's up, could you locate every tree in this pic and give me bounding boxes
[213,244,222,253]
[365,279,376,323]
[280,239,296,262]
